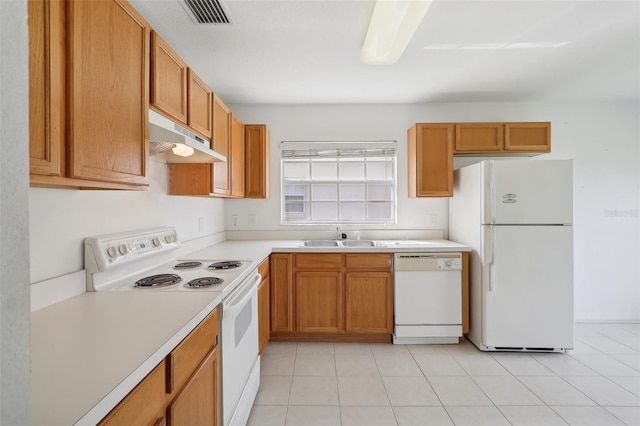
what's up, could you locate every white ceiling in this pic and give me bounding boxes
[130,0,640,104]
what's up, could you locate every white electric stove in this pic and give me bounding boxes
[84,227,261,426]
[84,227,252,295]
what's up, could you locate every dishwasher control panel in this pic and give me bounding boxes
[394,253,463,271]
[437,258,462,270]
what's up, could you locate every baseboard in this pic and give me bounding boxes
[575,313,640,323]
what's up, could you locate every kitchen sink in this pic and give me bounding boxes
[301,240,341,247]
[340,240,377,247]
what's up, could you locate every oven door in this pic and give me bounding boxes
[222,271,261,426]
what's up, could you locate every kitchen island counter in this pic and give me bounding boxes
[31,291,222,426]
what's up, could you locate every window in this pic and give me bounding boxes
[281,142,396,224]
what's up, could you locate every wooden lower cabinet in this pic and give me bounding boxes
[258,258,271,355]
[345,271,393,334]
[167,347,219,426]
[296,271,343,333]
[270,253,294,333]
[100,307,221,426]
[270,253,393,341]
[98,360,166,426]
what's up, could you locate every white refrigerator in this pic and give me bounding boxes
[449,160,574,352]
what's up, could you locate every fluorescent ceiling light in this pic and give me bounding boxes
[361,0,434,65]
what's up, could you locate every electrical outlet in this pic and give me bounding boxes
[198,217,204,232]
[428,214,437,226]
[248,214,257,227]
[231,215,239,227]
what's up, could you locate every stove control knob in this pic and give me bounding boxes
[118,244,129,255]
[152,237,161,247]
[107,246,118,258]
[164,235,172,244]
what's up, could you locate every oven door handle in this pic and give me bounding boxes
[223,272,261,317]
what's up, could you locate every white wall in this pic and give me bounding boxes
[0,0,31,423]
[228,102,640,321]
[225,104,449,234]
[29,159,226,284]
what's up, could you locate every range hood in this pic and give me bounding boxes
[149,109,226,163]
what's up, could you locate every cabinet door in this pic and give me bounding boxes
[187,69,212,139]
[296,271,343,333]
[167,308,218,394]
[211,95,231,195]
[504,122,550,152]
[167,163,212,195]
[258,277,270,355]
[28,0,64,177]
[150,31,187,125]
[270,254,294,333]
[345,272,392,334]
[244,124,270,199]
[99,361,166,426]
[454,123,504,152]
[230,114,245,197]
[167,347,219,426]
[408,124,453,197]
[67,0,149,186]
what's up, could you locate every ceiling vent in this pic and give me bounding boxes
[181,0,231,24]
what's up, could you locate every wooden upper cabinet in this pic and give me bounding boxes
[230,113,245,198]
[453,122,550,153]
[187,69,212,139]
[504,122,551,152]
[408,123,454,197]
[29,0,150,189]
[150,31,188,125]
[455,123,503,152]
[244,124,270,199]
[211,94,231,196]
[28,0,64,178]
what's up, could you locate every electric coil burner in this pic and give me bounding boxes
[207,261,243,270]
[134,273,182,288]
[173,261,202,270]
[186,277,224,288]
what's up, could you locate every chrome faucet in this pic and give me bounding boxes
[336,226,347,240]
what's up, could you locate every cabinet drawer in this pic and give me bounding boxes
[167,307,219,395]
[258,258,270,280]
[99,360,166,425]
[345,254,392,270]
[294,254,342,269]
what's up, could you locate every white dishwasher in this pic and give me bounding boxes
[393,253,463,344]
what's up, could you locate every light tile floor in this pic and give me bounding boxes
[248,323,640,425]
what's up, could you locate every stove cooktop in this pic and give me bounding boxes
[105,260,251,292]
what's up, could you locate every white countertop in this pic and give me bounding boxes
[31,238,469,425]
[31,291,222,426]
[182,239,471,259]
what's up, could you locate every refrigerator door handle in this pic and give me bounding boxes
[487,225,495,292]
[489,161,496,224]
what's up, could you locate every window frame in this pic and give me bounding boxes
[280,142,397,225]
